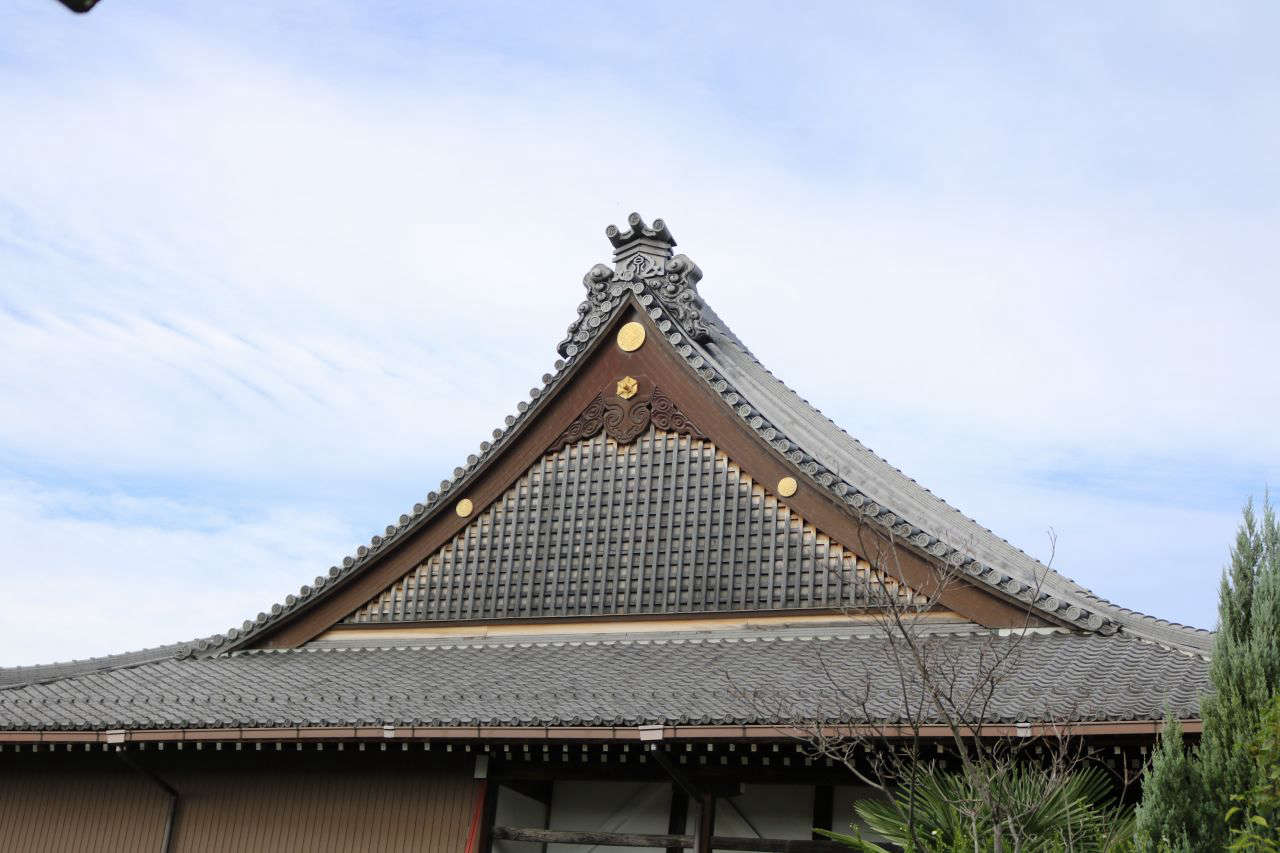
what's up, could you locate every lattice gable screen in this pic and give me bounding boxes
[345,428,925,624]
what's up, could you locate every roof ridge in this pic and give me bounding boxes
[0,641,189,690]
[276,623,1075,654]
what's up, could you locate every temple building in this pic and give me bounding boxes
[0,215,1210,852]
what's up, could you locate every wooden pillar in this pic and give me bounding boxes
[474,781,500,853]
[694,793,715,853]
[811,785,833,840]
[667,785,690,853]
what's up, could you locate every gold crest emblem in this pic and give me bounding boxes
[616,321,646,352]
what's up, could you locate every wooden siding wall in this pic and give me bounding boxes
[0,766,170,853]
[0,763,476,853]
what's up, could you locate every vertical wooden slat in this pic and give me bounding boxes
[480,504,495,617]
[628,430,650,614]
[563,435,588,615]
[671,434,691,611]
[656,431,674,611]
[493,487,511,617]
[593,432,613,615]
[781,504,792,608]
[545,442,570,615]
[527,454,548,615]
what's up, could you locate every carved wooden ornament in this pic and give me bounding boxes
[552,386,702,450]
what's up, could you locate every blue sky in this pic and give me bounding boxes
[1,1,1277,665]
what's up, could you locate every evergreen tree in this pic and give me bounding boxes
[1135,715,1207,851]
[1200,498,1280,847]
[1225,694,1280,851]
[1137,497,1280,851]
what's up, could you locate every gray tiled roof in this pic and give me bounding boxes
[0,642,192,690]
[0,627,1206,730]
[346,429,922,624]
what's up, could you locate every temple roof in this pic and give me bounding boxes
[0,213,1211,699]
[0,626,1206,730]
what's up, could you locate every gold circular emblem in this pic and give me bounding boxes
[777,477,798,498]
[455,498,473,518]
[616,321,646,352]
[616,376,639,400]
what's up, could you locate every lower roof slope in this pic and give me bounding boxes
[0,626,1206,731]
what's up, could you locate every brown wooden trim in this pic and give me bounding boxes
[475,780,499,853]
[695,793,715,853]
[252,301,1059,649]
[0,718,1202,745]
[667,785,690,853]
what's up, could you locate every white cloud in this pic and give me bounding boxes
[0,478,359,666]
[1,2,1275,659]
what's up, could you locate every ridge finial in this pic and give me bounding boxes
[558,213,709,357]
[606,212,676,275]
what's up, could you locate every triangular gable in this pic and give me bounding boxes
[344,405,925,625]
[219,213,1162,658]
[238,300,1045,650]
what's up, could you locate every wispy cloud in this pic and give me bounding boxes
[0,0,1275,662]
[0,477,360,666]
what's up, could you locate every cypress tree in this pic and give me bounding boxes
[1134,715,1207,851]
[1137,497,1280,850]
[1199,498,1280,848]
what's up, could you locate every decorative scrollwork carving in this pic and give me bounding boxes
[550,386,703,451]
[653,254,709,341]
[648,387,699,434]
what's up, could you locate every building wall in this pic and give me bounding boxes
[713,784,815,847]
[494,786,548,853]
[0,764,170,853]
[541,780,823,852]
[0,755,477,853]
[548,780,673,853]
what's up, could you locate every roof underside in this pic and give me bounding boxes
[0,627,1206,730]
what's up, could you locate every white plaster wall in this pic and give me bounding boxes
[832,784,892,847]
[547,780,672,853]
[706,785,815,849]
[541,780,862,850]
[495,785,548,853]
